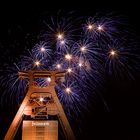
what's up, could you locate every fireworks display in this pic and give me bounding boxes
[0,12,140,121]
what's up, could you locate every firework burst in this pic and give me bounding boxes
[0,12,140,120]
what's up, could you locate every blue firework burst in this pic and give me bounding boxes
[0,12,140,118]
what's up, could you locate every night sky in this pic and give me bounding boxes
[0,1,140,140]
